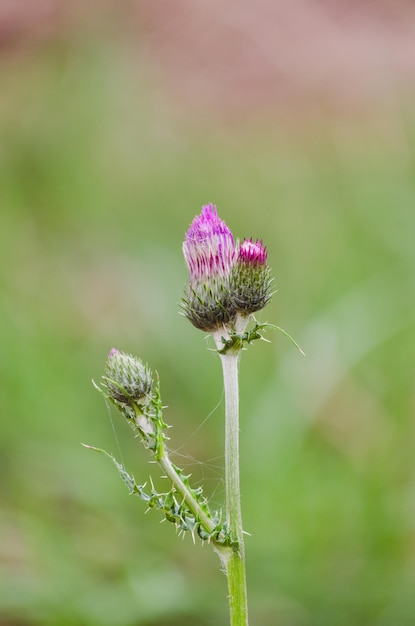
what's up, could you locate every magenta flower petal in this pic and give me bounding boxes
[183,203,236,281]
[238,238,267,266]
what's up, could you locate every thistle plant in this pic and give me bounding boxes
[86,203,302,625]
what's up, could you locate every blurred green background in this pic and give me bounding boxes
[1,5,415,625]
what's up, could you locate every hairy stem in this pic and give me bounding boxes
[220,353,244,540]
[214,333,249,626]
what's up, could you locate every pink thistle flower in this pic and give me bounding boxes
[230,238,272,316]
[183,203,236,281]
[238,238,268,266]
[182,204,237,332]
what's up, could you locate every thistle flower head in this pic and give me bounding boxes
[182,204,273,331]
[182,204,237,332]
[230,238,272,316]
[183,203,236,281]
[239,238,268,266]
[103,348,153,408]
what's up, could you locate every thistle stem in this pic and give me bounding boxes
[158,453,217,537]
[220,353,244,538]
[217,347,249,626]
[132,403,221,542]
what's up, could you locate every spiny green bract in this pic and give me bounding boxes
[182,279,236,332]
[103,348,153,408]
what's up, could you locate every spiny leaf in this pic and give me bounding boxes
[82,444,137,493]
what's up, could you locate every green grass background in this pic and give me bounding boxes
[1,32,414,626]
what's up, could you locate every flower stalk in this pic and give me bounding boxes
[217,346,249,625]
[87,203,294,626]
[181,204,275,625]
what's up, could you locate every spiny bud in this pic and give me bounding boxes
[230,238,272,316]
[103,349,153,409]
[182,204,237,332]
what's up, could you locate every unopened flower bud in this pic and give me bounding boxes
[230,238,272,315]
[104,349,153,408]
[182,204,237,331]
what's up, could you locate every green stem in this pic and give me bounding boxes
[217,347,249,626]
[225,550,249,626]
[220,353,244,539]
[158,453,217,537]
[133,404,222,542]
